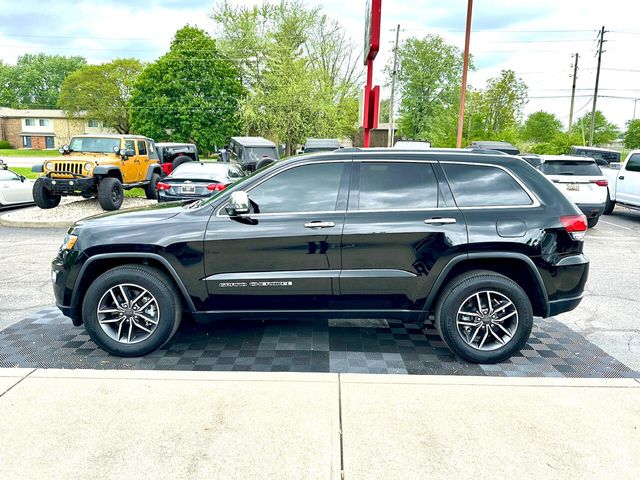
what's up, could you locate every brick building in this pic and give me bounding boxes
[0,107,114,149]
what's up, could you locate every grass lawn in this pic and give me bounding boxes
[10,167,146,198]
[0,149,59,157]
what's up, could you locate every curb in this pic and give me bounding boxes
[0,210,72,228]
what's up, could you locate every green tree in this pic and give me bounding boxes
[624,119,640,149]
[211,0,360,154]
[130,26,245,153]
[7,54,86,108]
[58,59,143,134]
[0,61,16,106]
[476,69,528,138]
[392,35,466,146]
[520,111,562,143]
[571,111,619,146]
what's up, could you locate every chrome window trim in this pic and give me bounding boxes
[215,159,349,218]
[439,160,541,209]
[203,268,416,281]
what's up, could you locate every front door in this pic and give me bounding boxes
[339,159,468,312]
[617,153,640,205]
[202,160,351,311]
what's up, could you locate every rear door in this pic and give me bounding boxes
[135,140,149,180]
[339,158,467,312]
[617,153,640,205]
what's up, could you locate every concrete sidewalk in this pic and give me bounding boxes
[0,369,638,480]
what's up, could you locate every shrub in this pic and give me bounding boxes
[0,140,12,149]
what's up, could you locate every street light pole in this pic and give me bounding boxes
[456,0,473,148]
[388,24,400,147]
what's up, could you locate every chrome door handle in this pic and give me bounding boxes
[619,176,625,180]
[424,217,457,225]
[304,221,335,229]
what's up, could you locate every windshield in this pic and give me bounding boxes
[69,137,120,153]
[542,160,602,176]
[169,163,230,181]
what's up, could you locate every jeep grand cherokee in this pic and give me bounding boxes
[51,148,589,363]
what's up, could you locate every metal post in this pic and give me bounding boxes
[388,24,400,147]
[568,53,579,132]
[589,26,605,146]
[363,59,373,148]
[456,0,473,148]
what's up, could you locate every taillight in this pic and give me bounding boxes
[207,183,228,191]
[157,182,171,191]
[560,214,588,240]
[590,179,608,187]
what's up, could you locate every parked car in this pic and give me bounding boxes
[569,146,620,166]
[394,140,431,149]
[31,134,162,211]
[155,143,199,177]
[601,150,640,214]
[301,138,341,154]
[0,159,8,170]
[225,137,280,173]
[539,155,608,227]
[0,168,34,208]
[519,154,542,169]
[467,141,520,155]
[52,148,589,363]
[157,162,245,203]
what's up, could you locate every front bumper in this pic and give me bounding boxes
[41,175,94,195]
[576,202,605,219]
[52,253,82,325]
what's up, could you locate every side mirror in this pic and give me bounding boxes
[609,162,622,170]
[19,175,26,182]
[113,146,120,153]
[226,191,250,216]
[119,148,135,158]
[59,145,70,155]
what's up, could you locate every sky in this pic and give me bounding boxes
[1,0,640,131]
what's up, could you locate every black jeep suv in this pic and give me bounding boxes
[51,149,589,363]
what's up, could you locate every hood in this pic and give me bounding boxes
[75,201,185,227]
[49,153,119,162]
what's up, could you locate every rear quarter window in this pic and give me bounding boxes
[541,160,602,176]
[442,163,533,207]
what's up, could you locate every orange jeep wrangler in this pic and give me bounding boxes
[31,134,163,211]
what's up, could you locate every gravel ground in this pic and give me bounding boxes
[0,197,156,228]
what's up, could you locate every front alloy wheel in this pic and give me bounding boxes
[96,283,160,344]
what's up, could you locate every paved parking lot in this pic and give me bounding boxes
[0,207,639,374]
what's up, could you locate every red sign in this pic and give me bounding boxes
[364,0,381,65]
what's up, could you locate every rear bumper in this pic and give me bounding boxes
[548,293,584,316]
[41,175,94,195]
[542,254,590,317]
[576,202,605,219]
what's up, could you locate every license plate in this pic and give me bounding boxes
[181,185,196,194]
[566,184,580,191]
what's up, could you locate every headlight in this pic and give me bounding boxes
[45,162,54,170]
[85,163,93,171]
[62,234,78,251]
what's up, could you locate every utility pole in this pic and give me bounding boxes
[589,26,606,146]
[568,53,579,132]
[634,98,639,120]
[388,24,400,147]
[456,0,473,148]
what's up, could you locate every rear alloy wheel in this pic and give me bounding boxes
[32,177,61,209]
[82,265,182,356]
[144,173,161,200]
[434,270,533,363]
[97,177,124,210]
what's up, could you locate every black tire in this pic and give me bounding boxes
[97,177,124,211]
[32,177,61,209]
[172,155,192,169]
[82,265,182,356]
[256,158,276,170]
[603,192,615,215]
[587,216,600,228]
[144,172,161,200]
[434,270,534,364]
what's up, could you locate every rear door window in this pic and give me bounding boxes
[541,160,602,176]
[137,140,147,156]
[626,153,640,172]
[442,163,533,207]
[357,162,439,210]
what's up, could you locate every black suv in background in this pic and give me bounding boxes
[155,143,199,177]
[51,149,589,363]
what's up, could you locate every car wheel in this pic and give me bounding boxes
[434,270,533,364]
[144,173,161,200]
[172,156,192,169]
[603,192,615,215]
[587,216,599,228]
[82,265,182,356]
[32,177,61,209]
[97,177,124,211]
